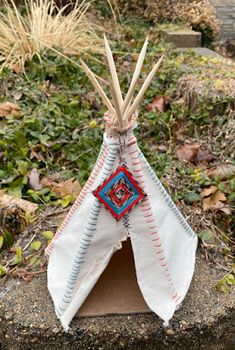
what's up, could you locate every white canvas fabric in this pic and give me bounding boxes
[47,117,197,331]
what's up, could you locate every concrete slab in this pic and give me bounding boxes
[0,252,234,350]
[160,29,201,48]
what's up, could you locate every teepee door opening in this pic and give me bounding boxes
[77,238,149,317]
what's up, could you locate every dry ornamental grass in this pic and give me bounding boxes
[0,0,103,70]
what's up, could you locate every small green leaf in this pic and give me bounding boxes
[226,274,235,285]
[29,256,41,267]
[42,231,54,241]
[184,191,200,204]
[10,247,23,266]
[60,195,73,208]
[218,283,230,293]
[0,236,3,250]
[198,230,214,242]
[27,189,40,202]
[16,246,22,261]
[8,186,22,198]
[0,170,7,179]
[31,240,42,251]
[0,265,7,277]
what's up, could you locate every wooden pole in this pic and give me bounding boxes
[80,59,115,115]
[121,37,148,117]
[125,56,164,121]
[104,34,123,116]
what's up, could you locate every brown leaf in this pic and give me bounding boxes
[146,95,172,113]
[0,101,20,117]
[201,187,227,211]
[200,185,218,199]
[40,175,59,188]
[195,148,215,164]
[206,163,235,179]
[51,178,81,197]
[219,206,232,215]
[175,143,200,163]
[146,96,165,112]
[41,177,81,198]
[0,192,38,213]
[28,168,42,191]
[175,143,215,165]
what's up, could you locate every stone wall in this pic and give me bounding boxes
[211,0,235,41]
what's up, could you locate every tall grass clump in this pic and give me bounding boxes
[0,0,102,70]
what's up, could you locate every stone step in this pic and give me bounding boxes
[160,29,201,48]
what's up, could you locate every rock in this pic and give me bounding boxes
[174,47,224,59]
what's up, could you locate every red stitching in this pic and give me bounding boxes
[146,218,155,223]
[154,244,162,249]
[175,295,181,303]
[151,233,159,237]
[141,207,151,212]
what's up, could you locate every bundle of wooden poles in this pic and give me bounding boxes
[81,35,164,128]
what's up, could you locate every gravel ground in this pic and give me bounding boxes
[0,252,235,350]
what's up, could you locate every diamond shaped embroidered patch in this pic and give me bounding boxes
[93,165,145,220]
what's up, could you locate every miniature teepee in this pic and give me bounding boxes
[47,36,198,331]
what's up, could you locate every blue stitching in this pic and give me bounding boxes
[57,145,119,316]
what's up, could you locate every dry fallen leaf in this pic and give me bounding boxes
[0,191,38,213]
[196,148,215,165]
[200,185,218,198]
[175,143,215,165]
[146,95,172,113]
[40,174,60,188]
[219,206,232,215]
[28,168,42,191]
[147,96,165,112]
[206,163,235,179]
[0,101,20,117]
[175,143,200,163]
[200,185,228,212]
[41,177,81,198]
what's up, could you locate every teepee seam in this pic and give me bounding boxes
[128,146,180,303]
[140,154,196,239]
